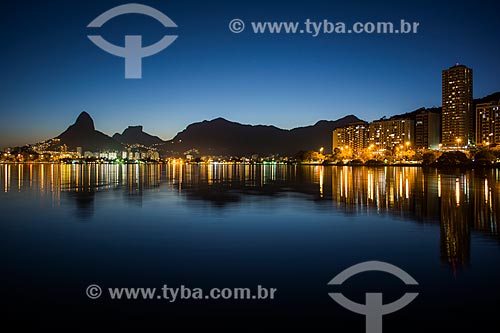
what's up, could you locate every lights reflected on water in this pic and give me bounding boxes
[1,163,499,267]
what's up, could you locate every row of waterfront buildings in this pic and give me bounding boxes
[75,147,160,161]
[333,64,500,152]
[6,139,162,162]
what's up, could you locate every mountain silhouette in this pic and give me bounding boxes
[474,91,500,105]
[164,115,362,156]
[113,126,164,146]
[45,91,500,156]
[387,92,500,122]
[55,112,122,152]
[288,116,363,153]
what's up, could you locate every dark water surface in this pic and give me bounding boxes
[1,163,499,331]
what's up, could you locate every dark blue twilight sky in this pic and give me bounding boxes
[1,0,499,148]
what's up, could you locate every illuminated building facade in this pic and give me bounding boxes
[332,122,369,152]
[415,110,441,149]
[442,64,473,147]
[476,101,500,146]
[368,119,414,150]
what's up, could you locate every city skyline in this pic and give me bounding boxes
[4,69,494,150]
[1,0,500,148]
[3,2,500,331]
[2,86,499,158]
[331,64,500,153]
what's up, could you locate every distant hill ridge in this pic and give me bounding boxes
[165,115,362,155]
[113,126,164,146]
[48,91,500,155]
[54,111,122,152]
[388,92,500,122]
[52,112,364,155]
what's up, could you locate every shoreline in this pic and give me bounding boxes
[1,161,499,170]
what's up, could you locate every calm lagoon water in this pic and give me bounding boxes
[1,163,499,331]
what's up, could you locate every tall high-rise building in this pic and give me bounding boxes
[441,64,473,147]
[332,123,368,152]
[415,110,441,149]
[476,101,500,146]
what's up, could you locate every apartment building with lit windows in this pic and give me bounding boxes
[441,64,473,147]
[476,101,500,146]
